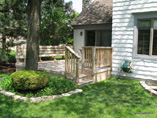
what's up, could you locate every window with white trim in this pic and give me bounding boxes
[137,19,157,56]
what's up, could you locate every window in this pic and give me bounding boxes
[137,19,157,56]
[85,30,111,47]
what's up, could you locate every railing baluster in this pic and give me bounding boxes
[71,53,72,73]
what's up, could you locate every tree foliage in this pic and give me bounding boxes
[0,0,27,50]
[0,0,27,64]
[40,0,78,46]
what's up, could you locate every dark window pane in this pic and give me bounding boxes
[154,20,157,29]
[96,30,111,46]
[137,20,151,55]
[86,31,95,46]
[153,30,157,55]
[138,20,151,30]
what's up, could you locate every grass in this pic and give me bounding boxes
[9,50,15,56]
[41,56,64,61]
[0,78,156,118]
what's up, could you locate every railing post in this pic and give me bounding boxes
[92,47,96,77]
[65,47,68,78]
[75,58,79,84]
[82,47,85,73]
[110,48,113,71]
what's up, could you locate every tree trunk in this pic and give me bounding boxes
[25,0,41,70]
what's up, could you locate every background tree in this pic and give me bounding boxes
[40,0,78,46]
[0,0,27,63]
[0,0,27,50]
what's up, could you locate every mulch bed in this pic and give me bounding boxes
[0,63,16,73]
[146,80,157,86]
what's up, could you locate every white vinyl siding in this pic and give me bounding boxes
[112,0,157,81]
[73,29,85,54]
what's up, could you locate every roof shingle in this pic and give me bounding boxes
[71,0,113,26]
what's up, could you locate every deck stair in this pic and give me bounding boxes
[65,46,112,87]
[66,73,93,87]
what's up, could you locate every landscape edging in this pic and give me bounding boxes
[0,86,83,102]
[140,81,157,96]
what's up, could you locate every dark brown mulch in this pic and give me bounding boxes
[0,63,16,73]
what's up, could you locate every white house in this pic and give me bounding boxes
[112,0,157,80]
[72,0,157,81]
[72,0,113,54]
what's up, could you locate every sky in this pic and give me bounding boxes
[65,0,94,13]
[65,0,82,13]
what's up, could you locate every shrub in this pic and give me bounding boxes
[8,50,16,63]
[0,49,15,63]
[0,49,8,63]
[37,77,78,96]
[7,39,15,47]
[11,71,50,91]
[0,76,14,91]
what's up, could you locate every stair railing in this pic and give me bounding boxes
[82,46,113,75]
[65,46,81,84]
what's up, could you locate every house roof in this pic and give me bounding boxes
[71,0,113,26]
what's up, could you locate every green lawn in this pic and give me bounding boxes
[41,56,64,61]
[0,79,156,118]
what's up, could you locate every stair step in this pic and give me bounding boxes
[67,74,91,81]
[78,80,93,87]
[79,74,88,78]
[66,73,93,87]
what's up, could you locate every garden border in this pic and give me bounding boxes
[0,86,83,102]
[140,81,157,96]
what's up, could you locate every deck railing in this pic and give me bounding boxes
[82,47,112,73]
[65,46,80,84]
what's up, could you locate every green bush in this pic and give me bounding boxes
[8,50,16,63]
[0,49,8,63]
[0,73,78,97]
[11,71,50,91]
[0,76,14,91]
[37,77,78,96]
[7,39,15,47]
[0,49,16,63]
